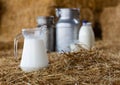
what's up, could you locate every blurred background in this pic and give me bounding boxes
[0,0,120,50]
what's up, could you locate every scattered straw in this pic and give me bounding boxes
[0,40,120,85]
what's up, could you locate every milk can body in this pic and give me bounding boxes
[56,8,76,52]
[73,8,80,40]
[37,16,55,52]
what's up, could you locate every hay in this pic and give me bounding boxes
[0,40,120,85]
[0,0,55,41]
[1,0,120,42]
[100,4,120,40]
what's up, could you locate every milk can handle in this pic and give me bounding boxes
[14,33,23,57]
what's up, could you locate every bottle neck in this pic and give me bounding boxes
[60,13,74,19]
[60,16,73,19]
[58,9,74,19]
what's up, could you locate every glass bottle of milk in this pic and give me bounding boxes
[79,21,95,50]
[55,8,76,52]
[14,28,49,72]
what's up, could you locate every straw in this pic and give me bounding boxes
[0,40,120,85]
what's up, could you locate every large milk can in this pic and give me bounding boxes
[55,8,80,52]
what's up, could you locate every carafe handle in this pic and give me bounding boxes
[14,33,23,57]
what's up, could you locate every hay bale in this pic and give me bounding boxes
[0,0,120,47]
[100,4,120,40]
[0,0,95,49]
[0,0,54,41]
[0,0,97,42]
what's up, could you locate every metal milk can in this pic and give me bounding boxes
[72,8,80,40]
[37,16,55,52]
[56,8,77,52]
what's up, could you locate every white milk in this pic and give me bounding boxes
[20,38,48,72]
[79,22,95,50]
[35,27,47,52]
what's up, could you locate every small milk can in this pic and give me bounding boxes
[37,16,55,52]
[72,8,80,40]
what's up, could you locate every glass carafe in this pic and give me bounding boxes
[14,27,49,72]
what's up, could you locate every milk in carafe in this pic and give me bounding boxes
[20,38,48,72]
[14,28,49,72]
